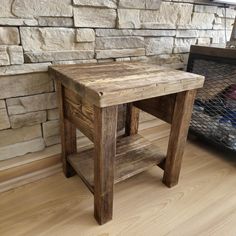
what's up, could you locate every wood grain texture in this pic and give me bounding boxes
[0,119,165,194]
[163,89,197,187]
[64,87,94,142]
[1,127,235,236]
[134,94,176,124]
[49,61,205,107]
[125,103,140,135]
[56,81,77,178]
[93,105,118,225]
[0,164,62,194]
[68,134,165,192]
[0,154,60,183]
[64,87,94,123]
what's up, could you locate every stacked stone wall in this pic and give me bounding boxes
[0,0,235,160]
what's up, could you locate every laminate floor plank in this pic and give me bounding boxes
[0,126,235,236]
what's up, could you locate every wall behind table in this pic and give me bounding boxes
[0,0,235,160]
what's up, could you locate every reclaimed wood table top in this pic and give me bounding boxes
[49,61,204,107]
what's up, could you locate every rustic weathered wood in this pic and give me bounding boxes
[49,62,204,107]
[64,87,94,122]
[93,105,118,225]
[56,81,77,178]
[134,94,176,124]
[64,87,94,141]
[68,134,165,192]
[163,89,197,187]
[125,103,140,136]
[157,159,166,170]
[50,62,205,225]
[188,45,236,62]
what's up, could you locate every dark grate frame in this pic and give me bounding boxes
[187,45,236,152]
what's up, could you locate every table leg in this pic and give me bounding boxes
[163,90,197,188]
[125,103,140,136]
[56,81,77,178]
[94,105,118,225]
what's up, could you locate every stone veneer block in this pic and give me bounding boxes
[20,27,77,52]
[0,125,42,147]
[214,17,222,26]
[75,42,95,50]
[10,111,47,129]
[140,10,158,23]
[43,119,60,146]
[42,120,60,138]
[157,2,193,26]
[0,138,45,160]
[173,38,197,53]
[76,29,95,42]
[96,29,133,37]
[146,0,161,10]
[0,100,5,109]
[0,18,38,26]
[0,46,10,66]
[52,59,97,65]
[74,7,116,28]
[0,63,51,76]
[0,27,20,45]
[213,18,234,30]
[191,13,215,29]
[96,29,176,37]
[144,54,184,68]
[7,93,57,115]
[133,30,176,37]
[38,17,73,27]
[197,38,211,45]
[24,50,94,63]
[73,0,117,8]
[176,30,198,38]
[177,4,194,26]
[119,0,161,10]
[210,30,228,44]
[96,48,145,59]
[141,23,176,29]
[8,46,24,65]
[118,9,141,29]
[197,30,213,38]
[119,0,145,9]
[217,7,236,19]
[0,73,53,99]
[12,0,73,18]
[145,37,174,55]
[0,0,14,17]
[44,135,60,146]
[194,5,217,14]
[0,108,10,130]
[96,36,144,50]
[47,109,59,120]
[0,0,235,161]
[20,27,94,53]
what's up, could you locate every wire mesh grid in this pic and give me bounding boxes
[189,59,236,151]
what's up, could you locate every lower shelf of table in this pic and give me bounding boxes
[68,134,165,193]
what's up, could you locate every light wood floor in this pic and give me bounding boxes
[0,123,236,236]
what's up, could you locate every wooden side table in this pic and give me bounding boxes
[49,62,204,225]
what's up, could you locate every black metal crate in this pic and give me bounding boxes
[187,45,236,152]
